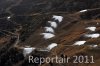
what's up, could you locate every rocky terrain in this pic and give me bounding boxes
[0,0,100,66]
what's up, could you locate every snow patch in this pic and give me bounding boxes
[48,21,57,28]
[84,33,100,38]
[23,47,36,57]
[52,15,63,22]
[44,27,54,33]
[74,41,86,45]
[47,43,57,50]
[90,45,98,48]
[40,33,55,39]
[86,27,96,31]
[7,16,11,19]
[80,10,87,12]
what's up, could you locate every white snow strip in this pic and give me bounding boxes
[84,33,100,38]
[86,27,96,31]
[80,9,87,12]
[52,15,63,22]
[47,43,57,50]
[40,33,55,39]
[90,45,98,48]
[74,41,86,45]
[23,47,36,57]
[48,21,57,28]
[44,27,54,33]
